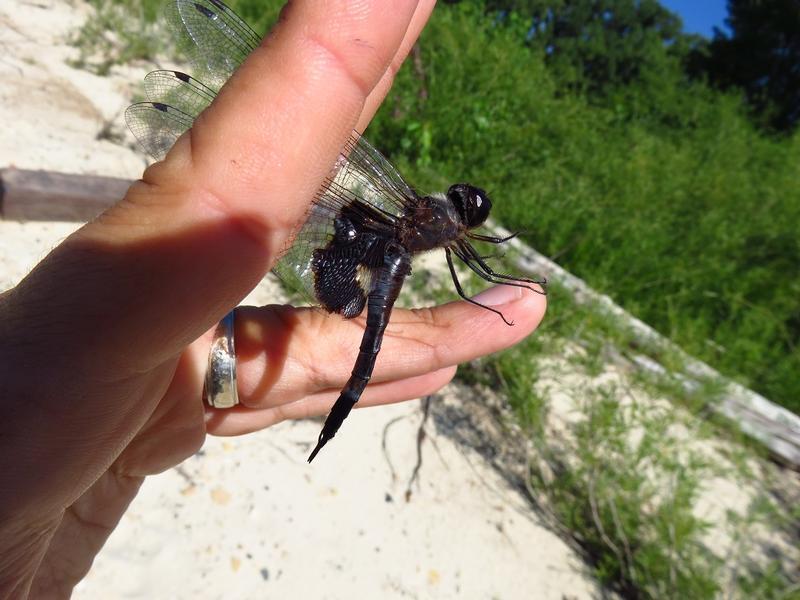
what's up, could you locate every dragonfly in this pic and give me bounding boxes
[126,0,545,462]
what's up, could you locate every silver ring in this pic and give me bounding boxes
[204,310,239,409]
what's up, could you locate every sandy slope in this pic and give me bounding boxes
[0,1,601,597]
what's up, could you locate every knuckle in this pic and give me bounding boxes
[302,31,376,102]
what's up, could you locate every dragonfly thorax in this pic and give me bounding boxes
[400,193,464,252]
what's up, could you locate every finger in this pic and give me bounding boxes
[24,0,426,377]
[205,366,455,436]
[229,284,544,408]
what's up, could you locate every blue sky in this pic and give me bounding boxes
[660,0,729,37]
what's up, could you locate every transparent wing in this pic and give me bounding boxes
[143,70,216,116]
[166,0,260,91]
[271,201,341,303]
[125,102,195,160]
[333,135,417,218]
[126,70,214,159]
[272,134,418,303]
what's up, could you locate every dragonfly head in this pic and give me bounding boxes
[448,184,492,229]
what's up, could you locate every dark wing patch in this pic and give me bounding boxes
[311,235,378,318]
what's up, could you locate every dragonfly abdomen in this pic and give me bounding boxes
[307,242,411,462]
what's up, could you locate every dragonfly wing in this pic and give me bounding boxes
[125,102,194,160]
[334,135,417,218]
[143,70,216,117]
[167,0,260,91]
[272,200,340,305]
[271,134,415,308]
[128,4,423,314]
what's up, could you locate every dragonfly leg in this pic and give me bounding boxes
[467,231,520,243]
[454,243,547,295]
[445,248,514,326]
[457,241,547,289]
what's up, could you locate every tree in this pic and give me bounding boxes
[485,0,687,94]
[694,0,800,132]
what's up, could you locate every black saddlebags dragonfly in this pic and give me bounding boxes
[126,0,545,462]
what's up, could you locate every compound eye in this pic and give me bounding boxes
[448,184,491,228]
[470,189,490,226]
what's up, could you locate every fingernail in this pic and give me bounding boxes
[470,284,522,307]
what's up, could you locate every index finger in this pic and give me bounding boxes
[39,0,434,374]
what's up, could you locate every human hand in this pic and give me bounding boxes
[0,1,546,597]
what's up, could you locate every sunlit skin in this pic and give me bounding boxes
[0,1,545,597]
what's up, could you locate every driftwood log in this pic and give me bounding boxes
[0,168,132,222]
[2,167,798,467]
